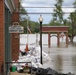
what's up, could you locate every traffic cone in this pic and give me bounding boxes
[25,43,28,52]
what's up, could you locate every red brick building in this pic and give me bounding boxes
[11,0,20,61]
[0,0,19,74]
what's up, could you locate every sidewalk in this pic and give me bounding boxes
[10,72,31,75]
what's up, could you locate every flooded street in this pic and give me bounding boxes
[20,34,76,75]
[43,43,76,74]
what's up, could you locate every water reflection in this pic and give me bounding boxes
[72,55,76,74]
[53,55,63,72]
[43,44,76,75]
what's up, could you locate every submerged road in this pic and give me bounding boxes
[20,34,76,75]
[42,43,76,75]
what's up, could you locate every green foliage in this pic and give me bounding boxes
[19,0,76,36]
[19,3,27,21]
[20,20,27,33]
[19,1,40,34]
[49,20,62,26]
[19,0,27,33]
[29,21,39,33]
[70,12,76,36]
[68,0,76,36]
[20,20,39,34]
[73,0,76,8]
[52,0,64,24]
[49,0,73,37]
[71,12,76,25]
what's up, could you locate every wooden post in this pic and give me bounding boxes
[48,32,50,48]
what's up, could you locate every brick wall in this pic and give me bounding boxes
[0,0,5,73]
[11,33,19,61]
[11,0,20,61]
[0,0,20,73]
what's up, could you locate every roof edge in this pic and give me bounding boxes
[5,0,15,13]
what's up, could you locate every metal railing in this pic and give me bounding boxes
[5,62,32,75]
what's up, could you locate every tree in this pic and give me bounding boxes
[52,0,64,25]
[29,21,39,33]
[71,0,76,27]
[19,0,28,33]
[19,2,27,21]
[66,0,76,42]
[19,0,40,33]
[73,0,76,11]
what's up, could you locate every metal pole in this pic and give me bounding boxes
[71,13,73,43]
[40,22,42,64]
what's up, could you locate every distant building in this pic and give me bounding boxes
[0,0,19,74]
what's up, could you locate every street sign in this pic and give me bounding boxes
[9,22,24,33]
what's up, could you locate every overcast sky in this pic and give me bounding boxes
[21,0,75,24]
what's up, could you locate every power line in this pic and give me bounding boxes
[19,12,75,14]
[20,6,76,8]
[19,6,76,14]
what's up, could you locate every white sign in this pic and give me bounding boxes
[9,25,24,33]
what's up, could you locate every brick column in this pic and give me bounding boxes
[11,0,20,61]
[0,0,5,73]
[57,32,60,47]
[11,33,19,61]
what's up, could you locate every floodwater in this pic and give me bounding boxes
[43,44,76,75]
[20,34,76,75]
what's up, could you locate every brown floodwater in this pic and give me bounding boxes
[43,43,76,75]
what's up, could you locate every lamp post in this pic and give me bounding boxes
[39,15,43,64]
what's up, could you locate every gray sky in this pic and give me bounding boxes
[21,0,75,24]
